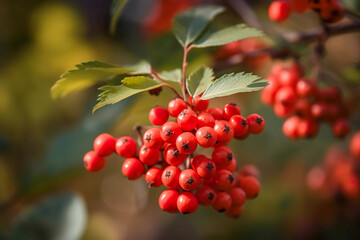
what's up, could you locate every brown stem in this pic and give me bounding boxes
[151,69,182,99]
[134,125,144,146]
[180,46,192,102]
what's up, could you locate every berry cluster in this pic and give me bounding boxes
[83,97,265,218]
[269,0,344,23]
[307,131,360,200]
[261,61,350,139]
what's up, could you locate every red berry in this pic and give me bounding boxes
[115,136,137,158]
[167,98,187,117]
[282,116,300,139]
[212,146,233,168]
[197,112,215,128]
[191,154,208,169]
[206,107,223,120]
[145,167,163,187]
[239,176,260,198]
[149,106,169,126]
[196,127,217,148]
[139,145,160,165]
[296,78,315,97]
[196,158,217,179]
[295,99,312,118]
[159,189,179,213]
[177,192,198,214]
[274,102,295,118]
[229,115,249,137]
[229,188,246,207]
[122,157,144,180]
[311,101,328,120]
[239,164,261,179]
[247,114,265,134]
[213,169,236,191]
[93,133,115,156]
[290,0,309,13]
[196,185,217,206]
[143,128,164,149]
[298,118,318,138]
[261,75,280,106]
[219,157,237,173]
[332,118,350,138]
[161,166,181,188]
[160,121,183,143]
[164,145,186,166]
[212,192,232,212]
[226,205,244,218]
[179,169,201,191]
[189,95,209,112]
[213,120,234,143]
[83,151,106,172]
[223,103,241,120]
[269,1,291,22]
[350,132,360,159]
[275,86,297,106]
[177,109,198,131]
[176,132,198,154]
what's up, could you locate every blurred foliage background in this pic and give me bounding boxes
[0,0,360,239]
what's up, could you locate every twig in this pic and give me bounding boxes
[134,125,144,146]
[151,69,182,99]
[180,46,192,102]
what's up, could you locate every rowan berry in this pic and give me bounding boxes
[143,128,164,149]
[177,109,198,131]
[212,192,232,212]
[296,78,315,97]
[229,115,249,137]
[282,116,300,139]
[83,151,106,172]
[159,189,179,213]
[350,132,360,159]
[268,1,291,22]
[213,169,236,191]
[179,169,201,191]
[164,145,186,166]
[160,121,183,143]
[191,154,208,169]
[295,99,312,118]
[219,157,237,173]
[196,127,217,148]
[239,176,260,198]
[149,106,169,126]
[177,192,198,214]
[298,118,317,138]
[115,136,137,158]
[226,205,244,218]
[195,185,217,206]
[213,120,234,143]
[139,145,160,165]
[176,132,198,154]
[261,75,280,106]
[196,158,217,179]
[93,133,115,156]
[229,188,246,207]
[223,103,241,120]
[274,102,295,118]
[332,118,350,138]
[206,107,223,120]
[247,114,265,134]
[290,0,309,13]
[162,166,181,188]
[239,164,261,179]
[167,98,187,117]
[122,158,145,180]
[189,95,209,112]
[197,112,215,128]
[278,67,299,87]
[311,102,328,120]
[145,167,163,187]
[212,146,233,168]
[275,86,297,106]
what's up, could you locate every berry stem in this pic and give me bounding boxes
[151,69,182,99]
[134,125,144,146]
[180,46,192,102]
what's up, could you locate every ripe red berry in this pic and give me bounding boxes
[290,0,309,13]
[143,128,164,149]
[298,118,317,138]
[213,169,236,191]
[295,99,312,118]
[191,154,208,169]
[206,107,223,120]
[212,146,233,168]
[149,106,169,126]
[239,164,261,179]
[350,132,360,159]
[115,136,137,158]
[239,176,260,198]
[229,115,249,137]
[219,157,237,173]
[164,145,186,166]
[282,116,300,139]
[160,121,183,143]
[332,118,350,138]
[83,151,106,172]
[167,98,187,117]
[161,166,181,188]
[176,132,198,154]
[261,75,281,106]
[145,167,163,187]
[247,114,265,134]
[196,127,217,148]
[223,103,241,120]
[177,192,198,214]
[278,67,299,87]
[275,86,297,106]
[213,120,234,143]
[122,157,145,180]
[226,205,244,218]
[179,169,201,191]
[229,188,246,207]
[159,189,179,213]
[177,109,198,131]
[139,145,160,165]
[196,185,217,206]
[212,192,232,212]
[189,95,209,112]
[197,112,215,128]
[269,1,291,22]
[196,158,217,179]
[296,78,315,97]
[93,133,116,156]
[274,102,294,118]
[311,102,328,120]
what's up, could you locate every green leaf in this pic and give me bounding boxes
[110,0,130,34]
[193,24,264,48]
[200,72,268,100]
[172,5,225,47]
[93,76,163,113]
[186,67,214,97]
[51,60,151,99]
[158,69,182,82]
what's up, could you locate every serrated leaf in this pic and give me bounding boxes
[193,24,264,48]
[110,0,130,34]
[172,5,225,47]
[186,67,214,97]
[93,76,163,113]
[158,69,182,82]
[200,72,268,100]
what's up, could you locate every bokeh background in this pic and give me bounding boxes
[1,0,360,239]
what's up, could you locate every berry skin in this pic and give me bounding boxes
[160,121,183,143]
[93,133,116,156]
[197,112,215,128]
[229,115,249,137]
[295,99,312,118]
[268,1,291,22]
[179,169,201,191]
[196,158,217,179]
[261,75,281,106]
[219,157,237,173]
[139,145,160,165]
[191,154,208,169]
[239,176,260,198]
[350,132,360,159]
[296,79,315,97]
[122,158,145,180]
[149,106,169,126]
[229,188,246,207]
[115,136,137,158]
[213,120,234,143]
[332,118,350,138]
[282,116,300,139]
[167,98,187,117]
[143,128,164,149]
[189,95,209,112]
[226,205,244,218]
[212,192,232,212]
[223,103,241,120]
[206,107,223,120]
[83,151,106,172]
[176,132,198,154]
[311,102,328,120]
[274,102,295,118]
[164,145,186,166]
[290,0,309,13]
[278,67,299,87]
[275,86,297,106]
[177,192,198,214]
[239,164,261,179]
[247,114,265,134]
[145,167,163,187]
[212,146,233,168]
[177,109,198,131]
[162,166,181,188]
[196,185,217,206]
[196,127,217,148]
[298,118,317,138]
[159,189,179,213]
[213,169,236,191]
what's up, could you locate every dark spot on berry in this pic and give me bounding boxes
[208,192,215,200]
[147,182,153,188]
[255,117,263,125]
[165,129,174,136]
[218,209,225,212]
[227,174,234,183]
[143,147,148,152]
[204,132,213,141]
[241,119,248,127]
[182,142,190,150]
[179,110,187,117]
[172,149,179,158]
[121,138,128,143]
[164,171,172,179]
[186,176,194,185]
[145,134,152,142]
[205,162,214,172]
[223,124,231,134]
[226,153,233,161]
